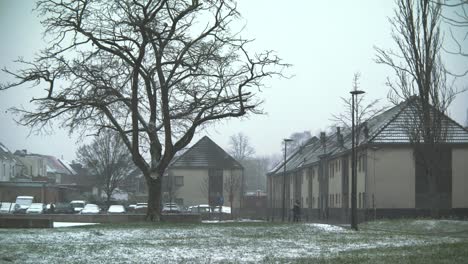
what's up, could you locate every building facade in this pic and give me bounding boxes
[0,143,26,181]
[167,136,244,209]
[267,98,468,222]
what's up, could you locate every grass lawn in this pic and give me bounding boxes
[1,219,468,263]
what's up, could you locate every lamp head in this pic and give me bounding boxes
[350,90,365,95]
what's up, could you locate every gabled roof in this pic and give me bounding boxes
[169,136,243,169]
[0,142,15,161]
[366,98,468,144]
[269,97,468,176]
[0,142,24,166]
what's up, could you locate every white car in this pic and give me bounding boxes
[134,203,148,213]
[80,204,100,214]
[189,204,212,213]
[0,202,15,214]
[26,203,45,214]
[14,196,34,214]
[214,206,231,214]
[70,200,87,213]
[162,203,180,213]
[107,205,126,214]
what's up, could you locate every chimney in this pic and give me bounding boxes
[363,122,369,139]
[320,132,326,145]
[337,127,344,147]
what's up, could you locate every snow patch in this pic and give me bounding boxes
[305,223,348,233]
[53,222,99,228]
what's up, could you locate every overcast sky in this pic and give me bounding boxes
[0,0,467,161]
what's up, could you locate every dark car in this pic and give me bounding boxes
[54,203,75,214]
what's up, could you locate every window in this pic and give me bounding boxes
[174,176,184,186]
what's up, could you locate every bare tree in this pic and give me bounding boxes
[223,170,242,216]
[0,1,288,220]
[440,1,468,62]
[375,0,462,216]
[228,133,255,162]
[288,131,312,152]
[242,156,271,192]
[76,130,134,206]
[331,73,387,145]
[162,172,181,205]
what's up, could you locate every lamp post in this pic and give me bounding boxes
[350,89,365,231]
[282,138,293,222]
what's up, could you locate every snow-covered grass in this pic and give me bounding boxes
[0,219,467,263]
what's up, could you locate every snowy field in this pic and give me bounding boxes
[1,219,468,263]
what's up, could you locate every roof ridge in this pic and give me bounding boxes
[170,136,243,169]
[170,136,211,166]
[366,99,410,143]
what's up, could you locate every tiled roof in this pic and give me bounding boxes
[269,97,468,176]
[169,136,243,169]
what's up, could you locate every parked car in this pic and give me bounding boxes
[127,204,136,212]
[80,204,100,214]
[14,196,34,214]
[70,200,87,213]
[26,203,45,214]
[107,205,126,214]
[213,206,231,214]
[162,203,181,213]
[189,204,212,213]
[54,203,74,214]
[0,202,15,214]
[134,203,148,213]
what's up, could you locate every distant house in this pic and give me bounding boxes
[0,143,26,181]
[167,136,244,209]
[267,98,468,221]
[14,150,48,179]
[14,150,77,184]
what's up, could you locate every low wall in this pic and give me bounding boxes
[267,207,468,223]
[0,217,53,228]
[0,213,202,225]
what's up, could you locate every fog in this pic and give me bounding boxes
[0,0,466,161]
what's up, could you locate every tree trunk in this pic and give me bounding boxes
[229,194,234,220]
[106,192,111,208]
[427,150,440,219]
[146,176,162,221]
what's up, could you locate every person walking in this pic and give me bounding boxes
[293,200,301,222]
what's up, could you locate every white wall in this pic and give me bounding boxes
[170,168,208,206]
[452,148,468,208]
[371,147,415,208]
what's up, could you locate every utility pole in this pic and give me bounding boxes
[281,138,293,222]
[350,89,365,231]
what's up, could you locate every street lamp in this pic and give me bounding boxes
[350,89,365,231]
[282,138,293,222]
